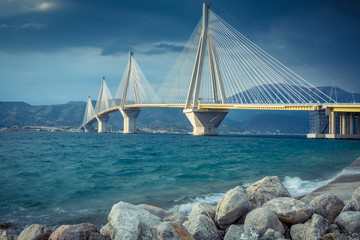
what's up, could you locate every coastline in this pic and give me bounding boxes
[301,157,360,203]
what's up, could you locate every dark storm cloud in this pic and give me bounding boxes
[0,0,360,104]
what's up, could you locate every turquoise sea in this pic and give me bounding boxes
[1,131,360,229]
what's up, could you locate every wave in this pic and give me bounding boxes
[170,176,334,213]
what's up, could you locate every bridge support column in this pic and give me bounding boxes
[349,113,354,135]
[120,108,141,134]
[183,109,228,136]
[329,110,336,135]
[83,125,95,132]
[96,115,110,133]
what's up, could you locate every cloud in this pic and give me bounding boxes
[0,0,59,17]
[0,24,10,28]
[34,2,57,12]
[20,23,47,29]
[143,43,184,55]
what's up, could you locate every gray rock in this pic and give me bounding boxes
[326,224,340,234]
[49,223,98,240]
[263,197,314,224]
[156,222,194,240]
[183,214,220,240]
[309,193,344,222]
[89,232,110,240]
[99,223,115,239]
[188,203,216,223]
[224,225,243,240]
[241,228,261,240]
[245,176,291,208]
[290,223,304,240]
[303,214,329,240]
[0,229,18,240]
[350,186,360,211]
[18,224,52,240]
[321,232,347,240]
[340,201,354,213]
[262,228,284,240]
[107,201,161,240]
[138,204,187,224]
[290,214,329,240]
[215,186,251,230]
[335,211,360,233]
[244,207,284,236]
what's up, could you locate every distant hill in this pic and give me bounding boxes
[0,86,357,134]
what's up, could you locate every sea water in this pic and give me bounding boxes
[1,131,360,229]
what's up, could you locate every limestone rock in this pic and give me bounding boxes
[0,229,18,240]
[350,186,360,211]
[335,211,360,233]
[262,228,284,240]
[290,214,329,240]
[107,201,161,240]
[309,194,344,222]
[18,224,52,240]
[240,228,261,240]
[244,207,284,236]
[183,214,220,240]
[263,197,314,224]
[321,232,347,240]
[224,225,243,240]
[215,186,251,230]
[188,203,216,223]
[49,223,98,240]
[156,222,194,240]
[89,232,110,240]
[138,204,187,224]
[340,202,354,214]
[290,223,304,240]
[303,214,329,240]
[245,176,291,208]
[99,223,115,239]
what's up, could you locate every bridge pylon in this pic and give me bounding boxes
[184,2,228,136]
[118,51,141,134]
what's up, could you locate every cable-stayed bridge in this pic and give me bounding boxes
[80,2,360,139]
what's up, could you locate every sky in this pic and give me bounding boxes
[0,0,359,105]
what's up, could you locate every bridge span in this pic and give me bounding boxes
[80,3,360,139]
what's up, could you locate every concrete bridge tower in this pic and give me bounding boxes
[184,2,228,135]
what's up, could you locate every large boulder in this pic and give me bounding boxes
[224,225,261,240]
[99,223,115,239]
[183,214,220,240]
[88,232,110,240]
[188,203,216,223]
[49,223,98,240]
[18,224,52,240]
[245,176,291,208]
[0,229,18,240]
[335,211,360,233]
[244,207,284,236]
[350,186,360,211]
[224,225,243,240]
[263,197,314,224]
[156,222,194,240]
[262,228,284,240]
[290,214,329,240]
[107,201,161,240]
[138,204,187,224]
[215,186,251,230]
[309,193,344,222]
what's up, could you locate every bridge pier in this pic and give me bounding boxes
[120,108,141,134]
[83,124,95,132]
[183,109,228,136]
[308,108,360,139]
[96,115,110,133]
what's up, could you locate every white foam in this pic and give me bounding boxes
[169,192,224,213]
[170,176,336,213]
[283,176,333,197]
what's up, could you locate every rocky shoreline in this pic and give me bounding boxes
[1,159,360,240]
